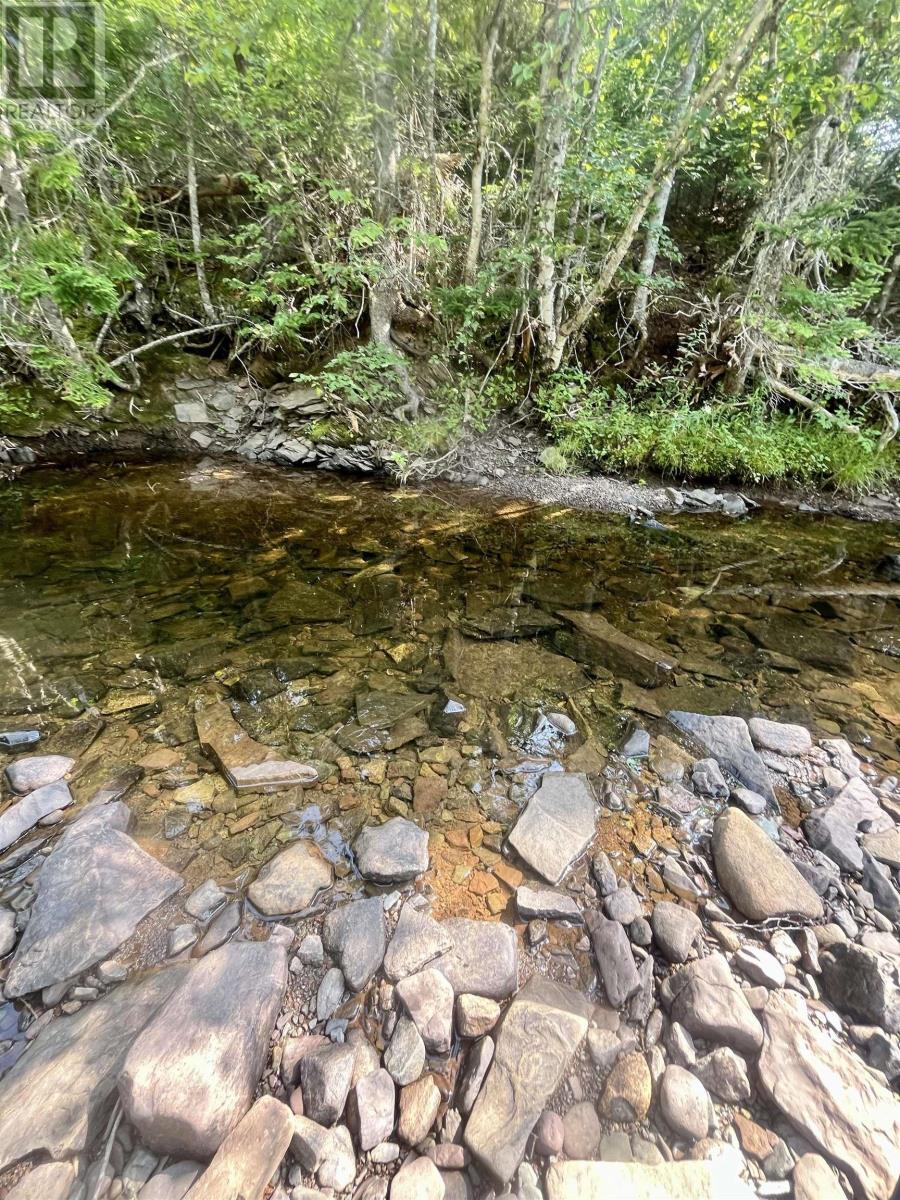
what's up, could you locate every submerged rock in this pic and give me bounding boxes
[263,579,347,624]
[180,1096,294,1200]
[4,754,74,795]
[555,610,677,686]
[355,817,430,883]
[119,940,287,1159]
[667,712,774,802]
[465,976,592,1183]
[443,630,587,701]
[5,814,182,997]
[711,807,823,921]
[507,772,597,885]
[247,840,332,916]
[0,965,188,1169]
[195,701,318,793]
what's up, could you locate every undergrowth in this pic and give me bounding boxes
[535,375,899,492]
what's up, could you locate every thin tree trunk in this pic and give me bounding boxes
[628,24,703,340]
[424,0,438,165]
[186,120,217,322]
[464,0,504,285]
[553,0,775,369]
[0,106,84,364]
[875,249,900,327]
[372,0,423,417]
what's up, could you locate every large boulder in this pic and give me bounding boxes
[119,941,287,1159]
[432,918,518,1000]
[465,976,591,1183]
[507,773,597,885]
[711,807,822,921]
[181,1096,294,1200]
[0,966,188,1170]
[322,897,386,991]
[247,840,332,916]
[758,990,900,1200]
[5,815,182,997]
[667,712,774,802]
[355,817,430,883]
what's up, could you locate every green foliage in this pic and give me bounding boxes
[293,344,406,412]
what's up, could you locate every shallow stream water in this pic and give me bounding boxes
[0,459,898,1073]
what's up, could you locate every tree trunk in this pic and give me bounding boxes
[186,120,217,323]
[424,0,438,165]
[628,24,703,341]
[553,0,775,369]
[372,0,423,418]
[464,0,504,285]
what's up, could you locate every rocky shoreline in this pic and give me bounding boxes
[1,697,899,1200]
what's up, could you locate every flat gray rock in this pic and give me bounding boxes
[804,777,889,872]
[396,967,455,1054]
[669,952,763,1055]
[5,819,183,997]
[196,701,318,793]
[556,610,677,686]
[119,941,287,1159]
[0,965,188,1169]
[458,1035,494,1115]
[384,1015,426,1086]
[247,840,332,916]
[348,1068,396,1152]
[465,976,592,1183]
[300,1042,356,1125]
[507,773,597,885]
[180,1096,294,1200]
[668,712,774,802]
[383,902,453,981]
[138,1161,202,1200]
[5,755,74,794]
[545,1160,754,1199]
[432,918,518,1000]
[586,912,640,1008]
[5,1162,75,1200]
[712,807,822,921]
[650,902,701,964]
[322,897,386,991]
[748,718,812,757]
[355,817,429,883]
[0,781,73,852]
[516,885,582,922]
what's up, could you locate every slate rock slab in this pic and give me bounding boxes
[545,1160,754,1200]
[4,1163,76,1200]
[711,807,822,921]
[396,967,455,1054]
[181,1096,294,1200]
[748,718,812,757]
[507,772,597,885]
[0,965,188,1170]
[758,989,900,1200]
[5,819,183,997]
[247,840,332,916]
[383,901,452,981]
[355,817,429,883]
[669,952,763,1055]
[195,701,318,793]
[556,610,677,686]
[585,911,640,1008]
[119,940,288,1159]
[650,901,702,964]
[300,1042,356,1125]
[516,885,582,922]
[443,630,588,701]
[4,755,74,795]
[804,777,889,872]
[323,897,386,991]
[667,712,774,802]
[464,976,592,1184]
[432,918,518,1000]
[263,580,347,625]
[820,942,900,1033]
[0,781,73,852]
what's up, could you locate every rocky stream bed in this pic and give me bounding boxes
[0,461,899,1200]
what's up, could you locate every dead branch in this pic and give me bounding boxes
[767,377,860,433]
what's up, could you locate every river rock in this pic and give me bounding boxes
[457,1035,494,1114]
[659,1066,709,1141]
[711,807,822,920]
[792,1153,847,1200]
[562,1101,601,1159]
[247,840,332,915]
[544,1160,754,1200]
[396,967,455,1053]
[195,701,318,793]
[516,885,582,922]
[323,897,386,990]
[862,854,900,922]
[0,780,73,852]
[758,989,900,1200]
[456,993,500,1037]
[0,965,188,1169]
[604,885,642,924]
[0,907,15,957]
[692,1048,751,1104]
[444,630,587,701]
[120,940,287,1158]
[4,1163,76,1200]
[863,825,900,869]
[390,1155,444,1200]
[651,902,701,963]
[264,579,346,624]
[300,1042,357,1125]
[349,1068,396,1151]
[669,953,763,1054]
[384,902,452,980]
[556,610,677,685]
[748,718,812,756]
[507,772,597,885]
[734,944,786,988]
[398,1073,442,1144]
[820,942,900,1032]
[586,911,640,1007]
[4,754,74,794]
[139,1161,202,1200]
[464,976,592,1183]
[5,817,182,996]
[316,967,346,1021]
[667,712,774,802]
[690,758,728,799]
[384,1015,426,1086]
[803,777,888,872]
[432,917,518,999]
[185,879,226,921]
[181,1096,294,1200]
[355,817,430,882]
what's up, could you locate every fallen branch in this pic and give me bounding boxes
[767,377,860,434]
[107,322,234,369]
[878,393,899,453]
